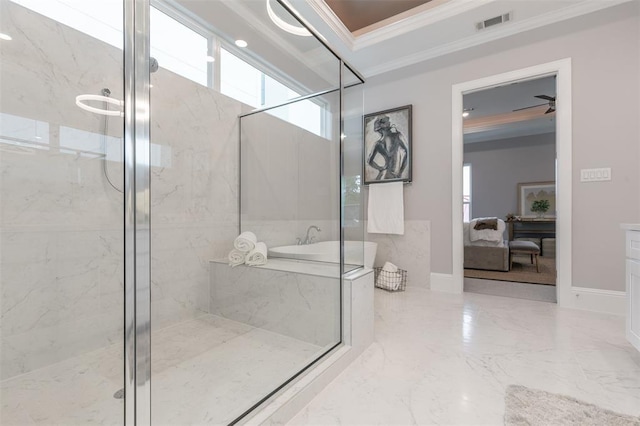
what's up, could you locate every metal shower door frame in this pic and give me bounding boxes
[124,0,152,424]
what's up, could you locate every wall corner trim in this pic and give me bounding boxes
[567,287,626,316]
[430,273,460,293]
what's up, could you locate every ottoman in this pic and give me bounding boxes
[509,240,541,272]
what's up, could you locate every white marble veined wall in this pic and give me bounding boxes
[210,260,341,346]
[240,95,341,248]
[149,68,243,329]
[0,2,125,380]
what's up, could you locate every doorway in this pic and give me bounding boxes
[462,76,557,301]
[451,60,572,307]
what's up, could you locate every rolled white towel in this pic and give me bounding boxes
[234,231,257,252]
[382,261,398,273]
[377,262,402,291]
[245,242,268,266]
[228,249,246,267]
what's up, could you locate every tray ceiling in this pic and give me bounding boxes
[324,0,433,32]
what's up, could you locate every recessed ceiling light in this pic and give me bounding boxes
[235,40,248,48]
[206,55,215,63]
[0,33,12,41]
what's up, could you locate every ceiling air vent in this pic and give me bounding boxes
[476,13,511,31]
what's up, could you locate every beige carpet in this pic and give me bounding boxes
[464,255,556,286]
[504,385,640,426]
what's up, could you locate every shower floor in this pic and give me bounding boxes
[1,315,323,425]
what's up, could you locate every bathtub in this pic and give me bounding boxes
[268,240,377,268]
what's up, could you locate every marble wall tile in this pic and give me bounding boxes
[149,67,243,330]
[1,2,125,379]
[239,101,341,249]
[210,262,341,346]
[366,220,431,289]
[0,3,124,136]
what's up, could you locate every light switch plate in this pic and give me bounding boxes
[580,168,611,182]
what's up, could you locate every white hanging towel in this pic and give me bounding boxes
[234,231,257,252]
[367,182,405,235]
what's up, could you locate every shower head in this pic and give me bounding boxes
[150,57,159,73]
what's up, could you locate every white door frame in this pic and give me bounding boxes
[451,58,572,306]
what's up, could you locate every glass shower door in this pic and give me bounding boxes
[0,0,125,424]
[147,0,347,424]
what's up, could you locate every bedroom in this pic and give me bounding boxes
[462,76,557,302]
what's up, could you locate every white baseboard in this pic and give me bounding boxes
[430,273,460,293]
[567,287,626,316]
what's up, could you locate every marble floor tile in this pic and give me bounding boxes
[153,327,323,425]
[0,315,322,426]
[288,288,640,425]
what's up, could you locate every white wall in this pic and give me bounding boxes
[464,133,556,221]
[363,3,640,292]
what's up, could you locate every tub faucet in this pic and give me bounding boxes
[302,225,321,245]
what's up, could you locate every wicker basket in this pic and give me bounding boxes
[373,267,407,292]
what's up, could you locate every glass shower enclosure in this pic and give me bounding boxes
[0,0,364,424]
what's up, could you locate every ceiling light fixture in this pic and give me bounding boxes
[462,107,474,118]
[0,33,12,41]
[235,39,248,48]
[266,0,311,37]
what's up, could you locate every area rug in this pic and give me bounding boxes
[504,385,640,426]
[464,255,556,286]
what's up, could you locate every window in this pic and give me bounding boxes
[220,48,263,107]
[220,48,324,137]
[150,8,208,86]
[463,164,472,222]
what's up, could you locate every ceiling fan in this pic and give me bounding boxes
[513,95,556,114]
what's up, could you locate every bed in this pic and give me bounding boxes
[463,218,509,272]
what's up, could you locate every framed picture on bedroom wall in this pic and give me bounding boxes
[518,181,556,218]
[363,105,412,185]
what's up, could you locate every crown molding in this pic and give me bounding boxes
[305,0,356,49]
[353,0,494,50]
[364,0,634,77]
